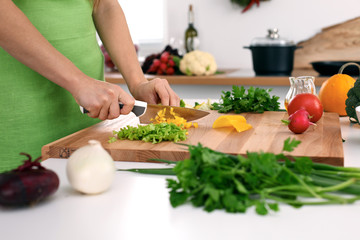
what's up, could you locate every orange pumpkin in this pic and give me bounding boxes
[318,63,359,116]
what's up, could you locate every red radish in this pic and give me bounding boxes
[160,63,167,72]
[160,52,170,63]
[156,69,163,75]
[146,64,157,73]
[168,59,175,67]
[103,52,115,69]
[152,59,161,68]
[100,45,115,69]
[166,67,175,75]
[283,109,314,134]
[0,153,59,207]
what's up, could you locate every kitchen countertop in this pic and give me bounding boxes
[105,68,329,86]
[1,115,360,240]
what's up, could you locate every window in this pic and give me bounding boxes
[119,0,166,57]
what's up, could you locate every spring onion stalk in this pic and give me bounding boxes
[116,138,360,215]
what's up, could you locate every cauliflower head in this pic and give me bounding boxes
[180,50,217,76]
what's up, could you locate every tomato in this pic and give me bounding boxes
[287,93,323,123]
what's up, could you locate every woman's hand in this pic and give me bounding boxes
[71,77,135,120]
[132,78,180,107]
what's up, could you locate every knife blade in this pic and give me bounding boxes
[139,103,210,124]
[80,100,209,123]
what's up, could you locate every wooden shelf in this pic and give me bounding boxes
[105,69,328,86]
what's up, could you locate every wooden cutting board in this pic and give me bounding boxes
[41,111,344,166]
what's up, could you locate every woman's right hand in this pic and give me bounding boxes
[71,77,135,120]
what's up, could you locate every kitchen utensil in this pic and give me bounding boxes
[311,61,360,76]
[42,111,344,166]
[244,28,301,76]
[80,100,209,123]
[80,100,147,117]
[138,103,209,124]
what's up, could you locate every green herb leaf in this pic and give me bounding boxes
[268,203,279,212]
[180,99,186,107]
[293,157,313,176]
[255,202,268,215]
[169,189,189,207]
[172,56,181,67]
[282,137,301,152]
[211,85,280,113]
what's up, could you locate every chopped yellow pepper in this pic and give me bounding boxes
[151,107,198,129]
[212,115,252,133]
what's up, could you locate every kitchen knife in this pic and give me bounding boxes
[139,102,210,124]
[80,100,209,123]
[80,100,147,117]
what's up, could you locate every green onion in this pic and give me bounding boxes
[118,137,360,215]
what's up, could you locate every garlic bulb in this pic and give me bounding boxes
[66,140,115,194]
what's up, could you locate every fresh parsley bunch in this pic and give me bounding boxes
[165,139,360,215]
[212,85,281,113]
[120,138,360,215]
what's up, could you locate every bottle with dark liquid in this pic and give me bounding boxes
[185,4,199,52]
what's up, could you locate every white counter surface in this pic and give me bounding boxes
[1,115,360,240]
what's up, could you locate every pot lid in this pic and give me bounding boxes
[250,28,295,46]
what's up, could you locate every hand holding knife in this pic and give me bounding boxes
[80,100,209,124]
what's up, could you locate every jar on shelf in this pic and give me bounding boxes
[284,76,316,110]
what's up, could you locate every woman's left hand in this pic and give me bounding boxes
[132,78,180,107]
[92,0,180,107]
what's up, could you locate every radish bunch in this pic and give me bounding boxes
[141,45,182,75]
[146,51,176,75]
[283,93,323,134]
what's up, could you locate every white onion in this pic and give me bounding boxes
[66,140,115,194]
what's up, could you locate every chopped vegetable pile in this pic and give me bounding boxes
[151,107,198,129]
[111,123,187,144]
[110,107,198,144]
[120,138,360,215]
[212,85,281,113]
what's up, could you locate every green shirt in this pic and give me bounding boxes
[0,0,104,172]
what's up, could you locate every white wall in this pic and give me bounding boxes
[166,0,360,69]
